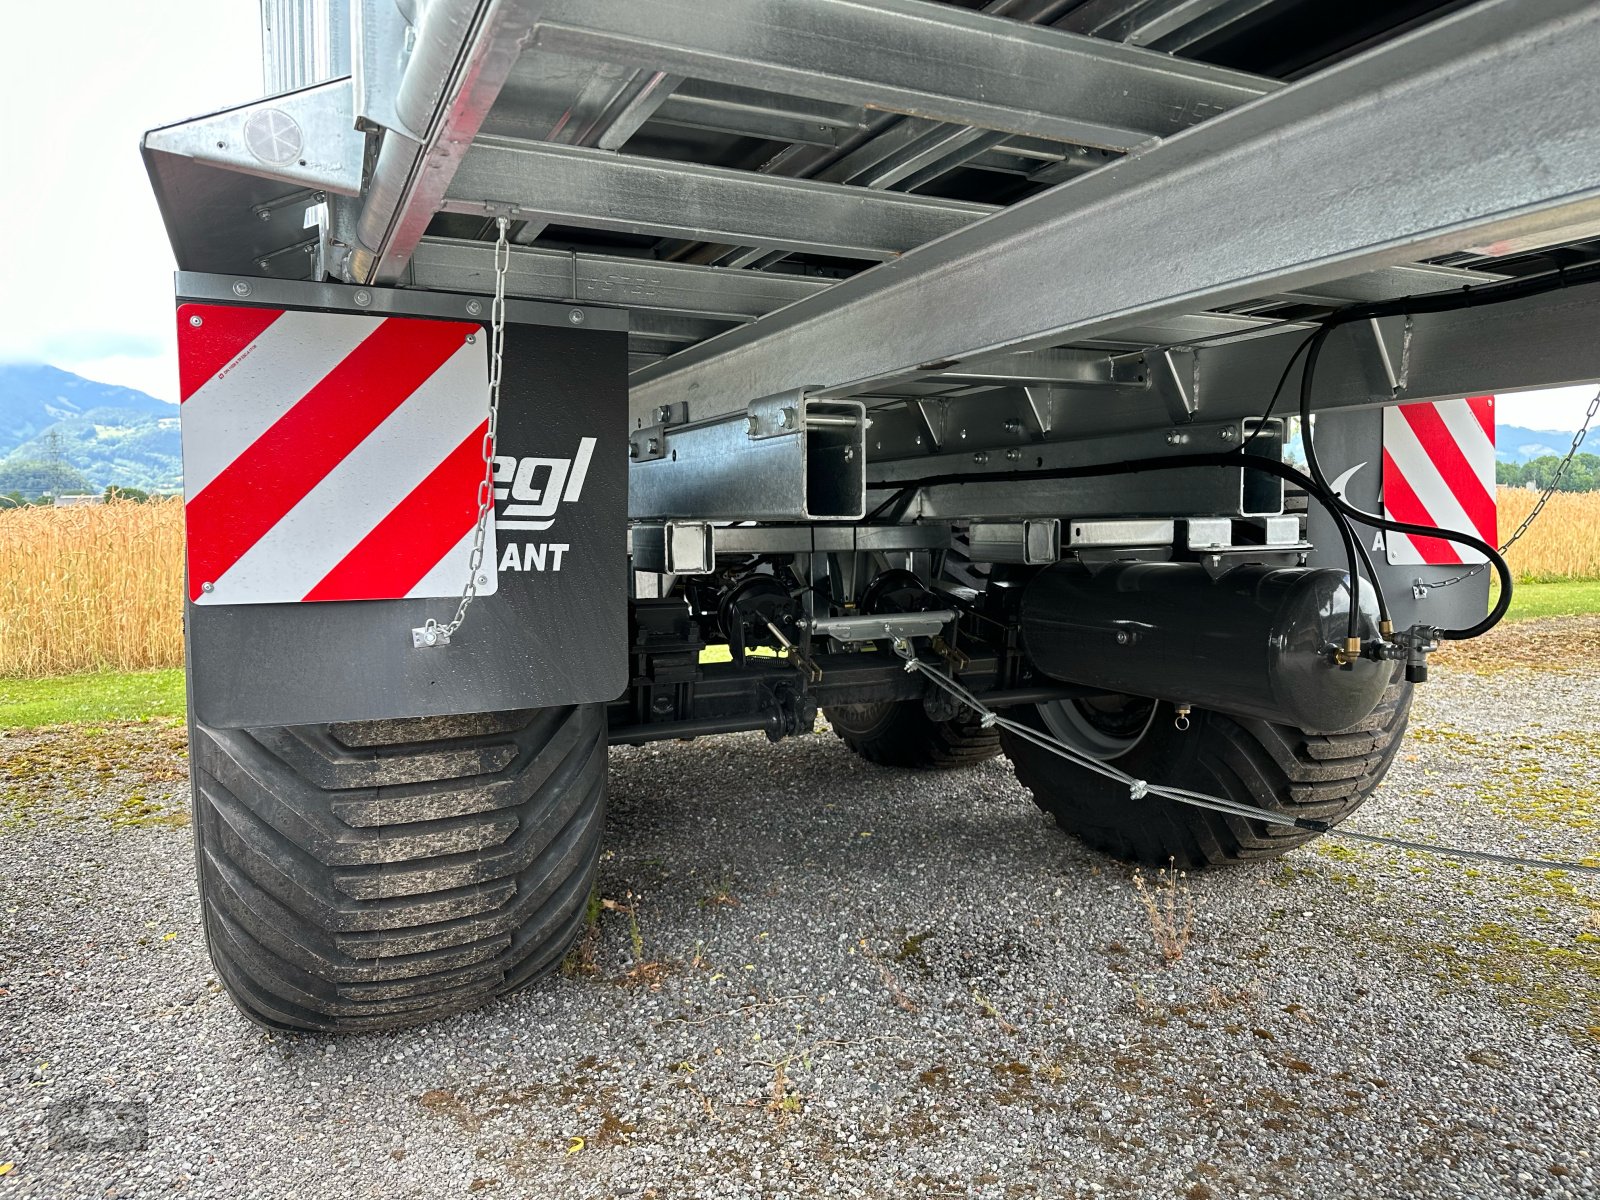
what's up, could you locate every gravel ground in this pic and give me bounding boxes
[2,620,1597,1199]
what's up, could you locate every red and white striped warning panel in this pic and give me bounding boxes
[177,304,495,605]
[1381,395,1496,566]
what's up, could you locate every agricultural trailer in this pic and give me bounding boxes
[142,0,1599,1031]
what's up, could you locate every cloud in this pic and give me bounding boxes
[0,1,260,393]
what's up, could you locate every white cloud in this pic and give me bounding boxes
[1493,385,1600,435]
[0,1,261,397]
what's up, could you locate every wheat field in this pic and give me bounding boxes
[1,486,1598,678]
[0,497,185,678]
[1493,487,1600,580]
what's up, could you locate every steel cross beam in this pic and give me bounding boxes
[529,0,1278,151]
[443,139,995,259]
[409,237,831,320]
[350,0,1280,282]
[629,0,1600,427]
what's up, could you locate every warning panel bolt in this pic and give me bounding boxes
[232,280,252,298]
[466,299,483,317]
[201,582,215,594]
[189,315,204,328]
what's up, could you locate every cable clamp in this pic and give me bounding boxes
[1128,779,1149,801]
[979,712,997,729]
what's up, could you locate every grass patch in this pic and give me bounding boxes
[0,669,185,729]
[1501,579,1600,622]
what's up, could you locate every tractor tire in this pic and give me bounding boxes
[188,704,606,1032]
[826,700,1002,770]
[1001,679,1412,868]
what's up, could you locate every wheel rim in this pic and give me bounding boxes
[1037,693,1158,761]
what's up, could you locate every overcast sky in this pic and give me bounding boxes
[1,1,1596,437]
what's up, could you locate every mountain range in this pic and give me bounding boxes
[1495,425,1581,463]
[0,363,1589,495]
[0,363,181,493]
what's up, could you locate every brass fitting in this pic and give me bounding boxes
[1379,619,1395,638]
[1345,636,1363,656]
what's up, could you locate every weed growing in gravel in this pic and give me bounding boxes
[607,891,671,989]
[698,868,740,909]
[1134,859,1195,965]
[560,887,605,977]
[971,990,1019,1033]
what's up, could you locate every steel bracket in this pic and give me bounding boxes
[629,423,669,462]
[746,388,815,440]
[630,399,867,521]
[632,522,715,574]
[1156,347,1200,424]
[142,78,367,198]
[1365,316,1412,398]
[354,0,424,142]
[804,610,957,643]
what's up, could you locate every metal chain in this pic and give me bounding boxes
[892,643,1600,875]
[416,217,510,647]
[1424,387,1600,588]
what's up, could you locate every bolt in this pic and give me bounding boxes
[353,289,373,307]
[1115,630,1129,645]
[1166,430,1187,445]
[188,315,204,328]
[656,405,673,424]
[973,451,989,465]
[256,210,271,222]
[1218,427,1237,442]
[466,299,483,316]
[647,437,660,456]
[201,581,215,594]
[1004,418,1023,434]
[423,628,439,646]
[1412,583,1428,600]
[477,574,488,586]
[628,442,641,460]
[255,259,270,270]
[1005,447,1022,462]
[959,428,968,439]
[843,446,855,462]
[568,308,585,324]
[915,435,923,446]
[745,414,760,435]
[465,334,476,344]
[232,280,252,298]
[778,407,796,429]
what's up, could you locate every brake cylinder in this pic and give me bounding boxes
[1019,562,1391,733]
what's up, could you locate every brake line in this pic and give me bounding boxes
[893,643,1600,877]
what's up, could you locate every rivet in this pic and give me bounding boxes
[188,315,204,328]
[232,280,252,298]
[466,299,483,316]
[201,581,215,593]
[568,308,585,324]
[353,289,373,307]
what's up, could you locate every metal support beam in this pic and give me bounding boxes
[352,0,541,283]
[529,0,1277,151]
[410,238,832,320]
[629,0,1600,427]
[445,139,994,260]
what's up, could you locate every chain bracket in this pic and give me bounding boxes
[413,216,511,650]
